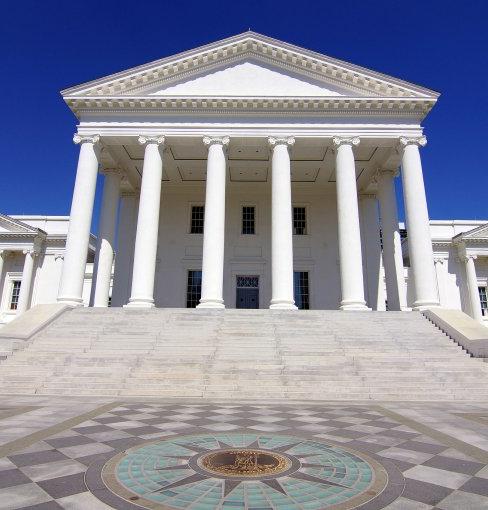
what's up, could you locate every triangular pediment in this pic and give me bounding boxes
[62,32,439,101]
[0,214,40,236]
[458,223,488,241]
[146,59,353,97]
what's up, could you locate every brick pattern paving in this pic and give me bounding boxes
[0,402,487,509]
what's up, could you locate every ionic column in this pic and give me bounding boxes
[377,170,407,310]
[434,257,446,306]
[268,137,297,310]
[92,169,121,307]
[359,194,382,310]
[17,249,37,314]
[127,136,164,308]
[0,250,4,284]
[0,251,5,304]
[58,134,100,306]
[112,192,138,307]
[333,137,368,310]
[399,137,439,309]
[198,136,229,309]
[464,255,483,322]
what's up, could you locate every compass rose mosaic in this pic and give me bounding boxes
[95,433,400,509]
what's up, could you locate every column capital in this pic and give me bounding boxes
[73,134,100,145]
[268,136,295,148]
[23,248,39,256]
[332,136,360,148]
[203,136,230,148]
[399,136,427,148]
[434,257,446,265]
[54,253,65,261]
[138,135,165,146]
[463,254,478,262]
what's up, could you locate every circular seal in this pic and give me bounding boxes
[96,433,402,510]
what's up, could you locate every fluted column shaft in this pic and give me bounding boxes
[198,136,229,309]
[400,137,439,309]
[333,137,368,310]
[127,136,164,308]
[58,134,100,306]
[92,170,121,307]
[269,137,297,310]
[17,249,37,314]
[377,170,407,310]
[464,255,483,322]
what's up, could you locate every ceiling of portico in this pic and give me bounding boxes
[105,137,397,191]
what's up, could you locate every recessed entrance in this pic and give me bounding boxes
[236,275,259,309]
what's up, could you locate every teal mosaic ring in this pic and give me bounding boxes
[99,433,396,509]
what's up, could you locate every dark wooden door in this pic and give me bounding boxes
[236,288,259,309]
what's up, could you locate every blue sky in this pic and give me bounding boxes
[1,0,486,231]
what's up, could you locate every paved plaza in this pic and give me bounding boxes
[0,398,487,509]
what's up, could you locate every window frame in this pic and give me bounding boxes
[292,205,308,236]
[478,286,488,317]
[241,204,257,235]
[9,280,21,311]
[188,204,205,235]
[186,269,202,308]
[293,270,310,310]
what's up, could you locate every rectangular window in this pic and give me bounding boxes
[293,207,307,235]
[294,271,310,310]
[10,281,21,310]
[190,206,204,234]
[479,287,487,317]
[186,270,202,308]
[242,206,255,235]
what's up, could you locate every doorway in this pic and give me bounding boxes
[236,275,259,309]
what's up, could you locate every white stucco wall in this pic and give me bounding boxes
[110,182,383,310]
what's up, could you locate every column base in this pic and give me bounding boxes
[269,300,298,310]
[412,301,440,311]
[340,300,370,311]
[57,296,84,307]
[124,298,155,309]
[197,299,225,309]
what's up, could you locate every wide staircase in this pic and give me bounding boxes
[1,308,488,400]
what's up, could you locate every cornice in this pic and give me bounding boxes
[66,96,435,119]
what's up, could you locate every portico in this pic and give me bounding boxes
[57,32,441,312]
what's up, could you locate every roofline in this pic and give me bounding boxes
[9,215,70,221]
[61,31,440,99]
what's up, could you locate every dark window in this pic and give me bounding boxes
[186,270,202,308]
[479,287,487,316]
[190,206,204,234]
[294,271,310,310]
[242,206,255,235]
[293,207,307,235]
[10,281,21,310]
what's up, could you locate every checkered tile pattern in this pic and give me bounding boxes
[1,403,488,509]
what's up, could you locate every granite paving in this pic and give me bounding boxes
[0,397,486,509]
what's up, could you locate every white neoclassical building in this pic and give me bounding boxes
[5,32,483,322]
[0,214,95,325]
